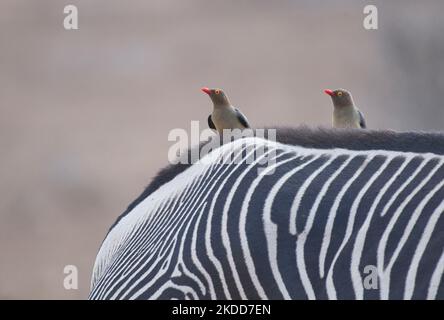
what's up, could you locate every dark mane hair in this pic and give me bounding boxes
[273,126,444,154]
[108,126,444,231]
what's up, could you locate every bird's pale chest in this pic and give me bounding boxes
[212,108,244,131]
[333,107,360,128]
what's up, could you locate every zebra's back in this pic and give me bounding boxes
[90,137,444,300]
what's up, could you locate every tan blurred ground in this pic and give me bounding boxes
[0,0,443,299]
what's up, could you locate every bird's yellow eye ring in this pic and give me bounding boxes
[337,91,343,97]
[215,89,220,95]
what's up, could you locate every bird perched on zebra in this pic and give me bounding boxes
[324,88,367,129]
[201,87,251,134]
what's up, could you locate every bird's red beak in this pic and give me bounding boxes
[324,89,334,97]
[201,87,211,95]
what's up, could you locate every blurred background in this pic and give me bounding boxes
[0,0,443,299]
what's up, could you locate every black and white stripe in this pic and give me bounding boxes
[89,137,444,300]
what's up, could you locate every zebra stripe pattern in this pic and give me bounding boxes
[89,137,444,300]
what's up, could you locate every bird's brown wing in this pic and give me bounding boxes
[234,108,251,128]
[358,110,367,129]
[207,115,216,130]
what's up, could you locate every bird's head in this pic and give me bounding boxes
[201,87,230,106]
[324,88,354,107]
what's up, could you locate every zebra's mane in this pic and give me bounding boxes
[109,126,444,231]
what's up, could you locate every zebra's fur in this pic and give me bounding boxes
[90,136,444,300]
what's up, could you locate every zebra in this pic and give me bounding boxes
[89,127,444,300]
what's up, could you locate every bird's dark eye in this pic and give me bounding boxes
[215,89,220,95]
[337,91,343,97]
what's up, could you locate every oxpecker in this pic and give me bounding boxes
[324,88,367,129]
[201,87,251,134]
